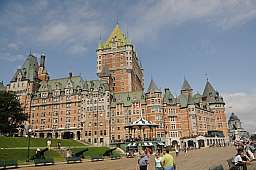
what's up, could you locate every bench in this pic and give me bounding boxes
[208,164,224,170]
[91,156,104,162]
[0,160,18,169]
[34,158,54,166]
[66,156,81,164]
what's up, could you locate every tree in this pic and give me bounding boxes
[0,91,27,135]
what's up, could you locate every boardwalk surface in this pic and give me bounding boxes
[19,146,237,170]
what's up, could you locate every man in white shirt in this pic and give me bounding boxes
[233,148,250,170]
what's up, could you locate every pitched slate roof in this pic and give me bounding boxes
[147,79,161,93]
[11,54,38,82]
[98,24,131,50]
[203,81,215,97]
[111,90,145,107]
[181,79,192,91]
[202,81,225,104]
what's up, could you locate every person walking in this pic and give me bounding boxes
[175,145,179,157]
[138,150,149,170]
[155,153,163,170]
[161,147,176,170]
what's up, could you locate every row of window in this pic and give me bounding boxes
[85,130,107,136]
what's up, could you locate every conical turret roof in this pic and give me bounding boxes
[181,79,192,91]
[147,79,161,93]
[203,80,215,97]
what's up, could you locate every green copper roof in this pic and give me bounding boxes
[192,92,202,104]
[181,79,192,91]
[111,91,146,107]
[85,80,109,92]
[11,54,38,82]
[38,76,84,92]
[163,88,175,104]
[177,94,188,108]
[147,79,161,93]
[98,24,131,50]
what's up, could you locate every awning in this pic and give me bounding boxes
[127,143,137,147]
[157,142,165,146]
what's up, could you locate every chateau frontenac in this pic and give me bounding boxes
[5,24,229,147]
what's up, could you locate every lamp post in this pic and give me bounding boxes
[26,128,32,162]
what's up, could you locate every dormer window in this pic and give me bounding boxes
[41,92,48,98]
[65,89,70,95]
[17,73,22,81]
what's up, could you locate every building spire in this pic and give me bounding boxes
[116,16,119,25]
[205,72,208,82]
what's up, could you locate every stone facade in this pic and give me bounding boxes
[6,24,229,147]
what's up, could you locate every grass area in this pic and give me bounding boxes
[0,148,63,164]
[0,136,86,148]
[72,147,122,158]
[0,137,123,164]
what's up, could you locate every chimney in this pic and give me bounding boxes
[40,53,45,67]
[69,72,72,78]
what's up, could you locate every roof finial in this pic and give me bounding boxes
[205,72,208,82]
[99,32,101,41]
[29,49,32,55]
[126,24,129,38]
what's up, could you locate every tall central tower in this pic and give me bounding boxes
[96,24,144,93]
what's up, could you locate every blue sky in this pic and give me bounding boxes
[0,0,256,132]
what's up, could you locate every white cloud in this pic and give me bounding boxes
[0,1,106,57]
[0,53,24,62]
[127,0,256,42]
[223,91,256,133]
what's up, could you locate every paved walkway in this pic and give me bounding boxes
[18,146,236,170]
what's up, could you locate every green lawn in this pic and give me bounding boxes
[0,137,122,164]
[0,136,86,148]
[0,148,63,164]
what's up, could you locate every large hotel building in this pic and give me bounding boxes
[4,24,228,147]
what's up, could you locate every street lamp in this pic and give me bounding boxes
[26,128,32,162]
